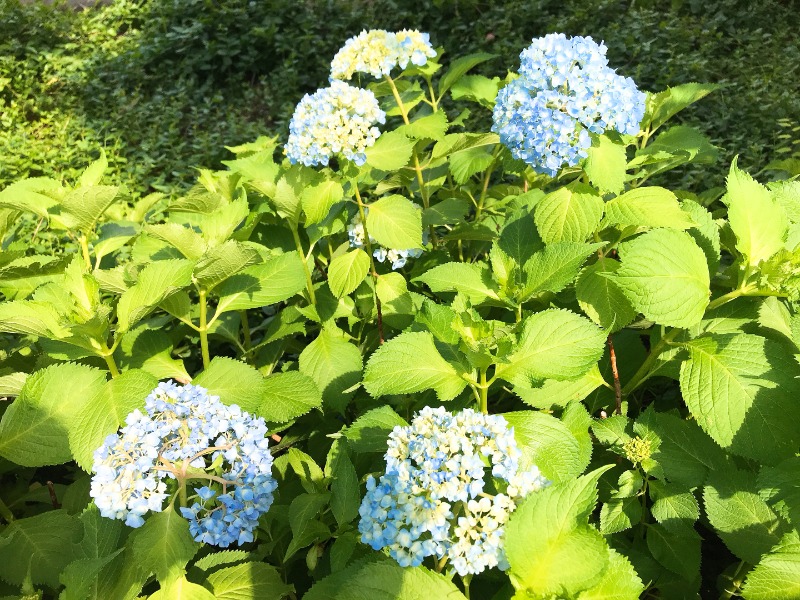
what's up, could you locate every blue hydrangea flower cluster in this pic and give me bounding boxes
[347,209,425,270]
[285,80,386,167]
[492,33,646,177]
[91,381,277,547]
[330,29,437,81]
[358,407,549,576]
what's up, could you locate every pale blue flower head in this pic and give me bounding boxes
[358,407,549,576]
[285,80,385,167]
[493,33,645,177]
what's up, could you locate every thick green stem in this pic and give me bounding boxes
[475,147,501,221]
[462,574,472,599]
[198,289,211,369]
[720,560,747,600]
[0,496,14,523]
[707,286,750,312]
[102,349,120,378]
[479,369,489,414]
[622,328,681,395]
[354,183,384,344]
[178,475,188,508]
[240,310,252,355]
[78,234,92,270]
[291,227,317,305]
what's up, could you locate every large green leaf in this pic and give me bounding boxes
[505,467,612,597]
[298,328,363,413]
[259,371,322,423]
[680,334,800,463]
[70,370,157,471]
[603,187,694,230]
[145,223,206,260]
[0,299,69,338]
[534,185,604,244]
[365,130,415,171]
[325,439,360,527]
[302,179,344,225]
[0,510,82,588]
[131,506,200,584]
[413,262,500,304]
[646,522,701,580]
[583,135,626,195]
[503,411,583,482]
[117,259,194,332]
[204,562,293,600]
[215,252,307,313]
[742,532,800,600]
[576,258,636,332]
[646,83,719,130]
[704,469,790,564]
[366,195,423,250]
[497,309,606,386]
[60,185,120,232]
[0,363,106,466]
[614,229,710,328]
[521,242,603,299]
[344,406,408,453]
[363,331,469,400]
[725,158,788,266]
[193,240,261,291]
[328,249,370,298]
[438,52,497,95]
[194,357,264,414]
[577,548,644,600]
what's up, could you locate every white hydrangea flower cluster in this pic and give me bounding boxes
[347,209,425,270]
[91,381,276,547]
[358,406,549,576]
[285,80,386,167]
[330,29,437,81]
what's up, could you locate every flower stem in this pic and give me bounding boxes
[621,328,680,395]
[462,574,472,599]
[353,182,384,344]
[291,226,317,306]
[240,310,252,356]
[198,289,211,369]
[102,349,120,378]
[0,496,14,523]
[78,234,92,270]
[479,369,489,414]
[608,335,622,415]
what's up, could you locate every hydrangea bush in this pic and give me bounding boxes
[0,28,799,600]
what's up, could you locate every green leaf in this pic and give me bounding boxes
[413,262,500,304]
[577,548,645,600]
[646,522,700,580]
[650,485,699,525]
[78,149,108,188]
[0,371,27,397]
[450,74,501,107]
[194,241,261,291]
[534,185,604,244]
[117,259,194,332]
[576,258,637,332]
[682,199,721,275]
[584,135,626,195]
[365,130,415,171]
[0,363,106,466]
[0,177,60,218]
[600,496,642,534]
[344,406,408,453]
[498,211,544,267]
[302,180,344,225]
[194,357,264,414]
[131,506,200,584]
[70,370,157,471]
[400,110,448,141]
[639,125,718,164]
[215,253,307,313]
[363,331,469,400]
[422,198,470,227]
[260,371,322,423]
[285,448,326,494]
[204,562,292,600]
[118,327,191,382]
[0,510,82,588]
[328,249,370,298]
[289,493,330,537]
[61,185,120,232]
[503,411,583,483]
[299,328,363,413]
[151,576,216,599]
[704,469,789,564]
[614,229,710,328]
[742,532,800,600]
[505,467,612,597]
[305,557,467,600]
[521,242,603,299]
[513,365,606,410]
[725,158,788,266]
[366,195,423,250]
[145,223,206,260]
[439,52,497,95]
[603,187,695,230]
[498,309,606,385]
[325,439,360,527]
[759,457,800,527]
[647,83,719,131]
[680,334,800,463]
[0,300,69,338]
[448,146,494,184]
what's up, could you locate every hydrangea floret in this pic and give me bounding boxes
[358,406,549,576]
[90,381,277,547]
[330,29,437,81]
[492,33,646,176]
[284,80,386,167]
[347,209,425,270]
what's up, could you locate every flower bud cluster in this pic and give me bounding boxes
[358,406,549,576]
[90,381,276,547]
[285,80,386,167]
[330,29,436,81]
[492,33,645,176]
[347,209,425,270]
